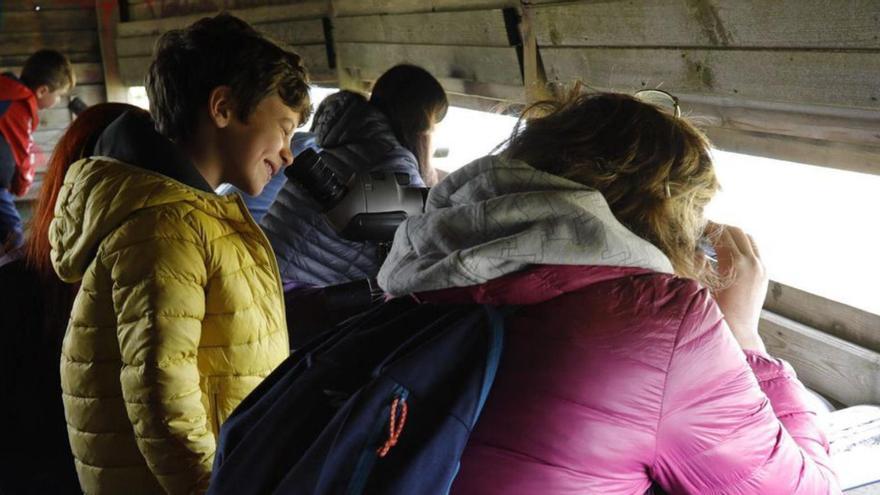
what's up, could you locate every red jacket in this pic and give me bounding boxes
[0,73,39,196]
[423,265,840,495]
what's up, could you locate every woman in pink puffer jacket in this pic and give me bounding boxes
[378,92,840,494]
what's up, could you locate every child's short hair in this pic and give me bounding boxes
[20,49,75,91]
[147,13,311,142]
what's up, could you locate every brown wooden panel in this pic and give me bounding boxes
[33,129,64,148]
[542,47,880,110]
[680,94,880,149]
[118,2,327,36]
[117,18,324,57]
[2,0,92,11]
[765,281,880,354]
[0,30,100,57]
[118,45,327,87]
[336,42,522,87]
[332,0,517,16]
[0,62,103,84]
[334,10,511,47]
[125,0,306,21]
[0,7,96,32]
[706,127,880,177]
[67,83,107,105]
[37,106,73,131]
[0,51,98,67]
[760,310,880,406]
[533,0,880,49]
[116,35,158,57]
[118,55,151,87]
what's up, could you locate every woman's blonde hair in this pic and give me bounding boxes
[503,90,722,287]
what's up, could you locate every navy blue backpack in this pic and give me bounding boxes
[208,296,505,495]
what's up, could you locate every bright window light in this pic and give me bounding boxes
[432,106,518,173]
[126,86,149,110]
[707,150,880,315]
[302,85,337,129]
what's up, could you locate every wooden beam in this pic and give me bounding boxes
[118,44,330,87]
[333,10,511,46]
[0,30,101,57]
[1,0,91,11]
[518,2,553,103]
[336,42,523,87]
[0,51,98,66]
[116,18,325,57]
[0,7,96,32]
[705,127,880,176]
[117,2,329,37]
[759,310,880,407]
[125,0,313,21]
[765,281,880,354]
[0,62,104,85]
[37,107,73,131]
[97,0,126,103]
[541,47,880,110]
[680,94,880,149]
[532,0,880,49]
[331,0,518,16]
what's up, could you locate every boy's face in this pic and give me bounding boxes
[34,84,68,110]
[218,93,299,196]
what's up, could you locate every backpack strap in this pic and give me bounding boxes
[474,305,507,428]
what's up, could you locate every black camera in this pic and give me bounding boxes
[285,147,428,243]
[68,97,88,116]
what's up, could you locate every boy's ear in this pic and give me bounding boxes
[207,86,235,128]
[34,85,50,98]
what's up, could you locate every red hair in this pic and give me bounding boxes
[24,103,137,278]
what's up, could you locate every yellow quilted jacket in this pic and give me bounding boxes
[50,157,289,494]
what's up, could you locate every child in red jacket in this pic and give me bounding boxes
[0,49,75,251]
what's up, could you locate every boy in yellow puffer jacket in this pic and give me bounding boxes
[49,14,310,495]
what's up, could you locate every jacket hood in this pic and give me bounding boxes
[310,91,418,177]
[377,155,674,296]
[0,73,35,102]
[49,114,247,282]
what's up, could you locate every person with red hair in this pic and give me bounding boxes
[0,102,137,494]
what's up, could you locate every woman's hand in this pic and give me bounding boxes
[710,223,769,353]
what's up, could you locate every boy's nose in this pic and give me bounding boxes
[280,146,293,167]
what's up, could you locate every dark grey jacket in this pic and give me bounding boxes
[261,91,424,287]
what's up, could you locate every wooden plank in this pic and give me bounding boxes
[118,2,328,37]
[533,0,880,49]
[333,10,510,47]
[119,46,329,88]
[118,55,151,87]
[0,51,98,67]
[1,0,92,11]
[125,0,304,21]
[0,62,103,85]
[765,281,880,354]
[66,83,107,106]
[759,310,880,406]
[117,18,324,57]
[97,0,127,102]
[705,127,880,177]
[680,94,880,148]
[0,30,100,57]
[33,129,64,148]
[332,0,517,16]
[336,42,522,87]
[542,47,880,110]
[0,7,96,32]
[37,107,73,131]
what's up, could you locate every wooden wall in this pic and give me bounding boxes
[0,0,106,216]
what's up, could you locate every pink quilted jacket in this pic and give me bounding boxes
[423,264,840,495]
